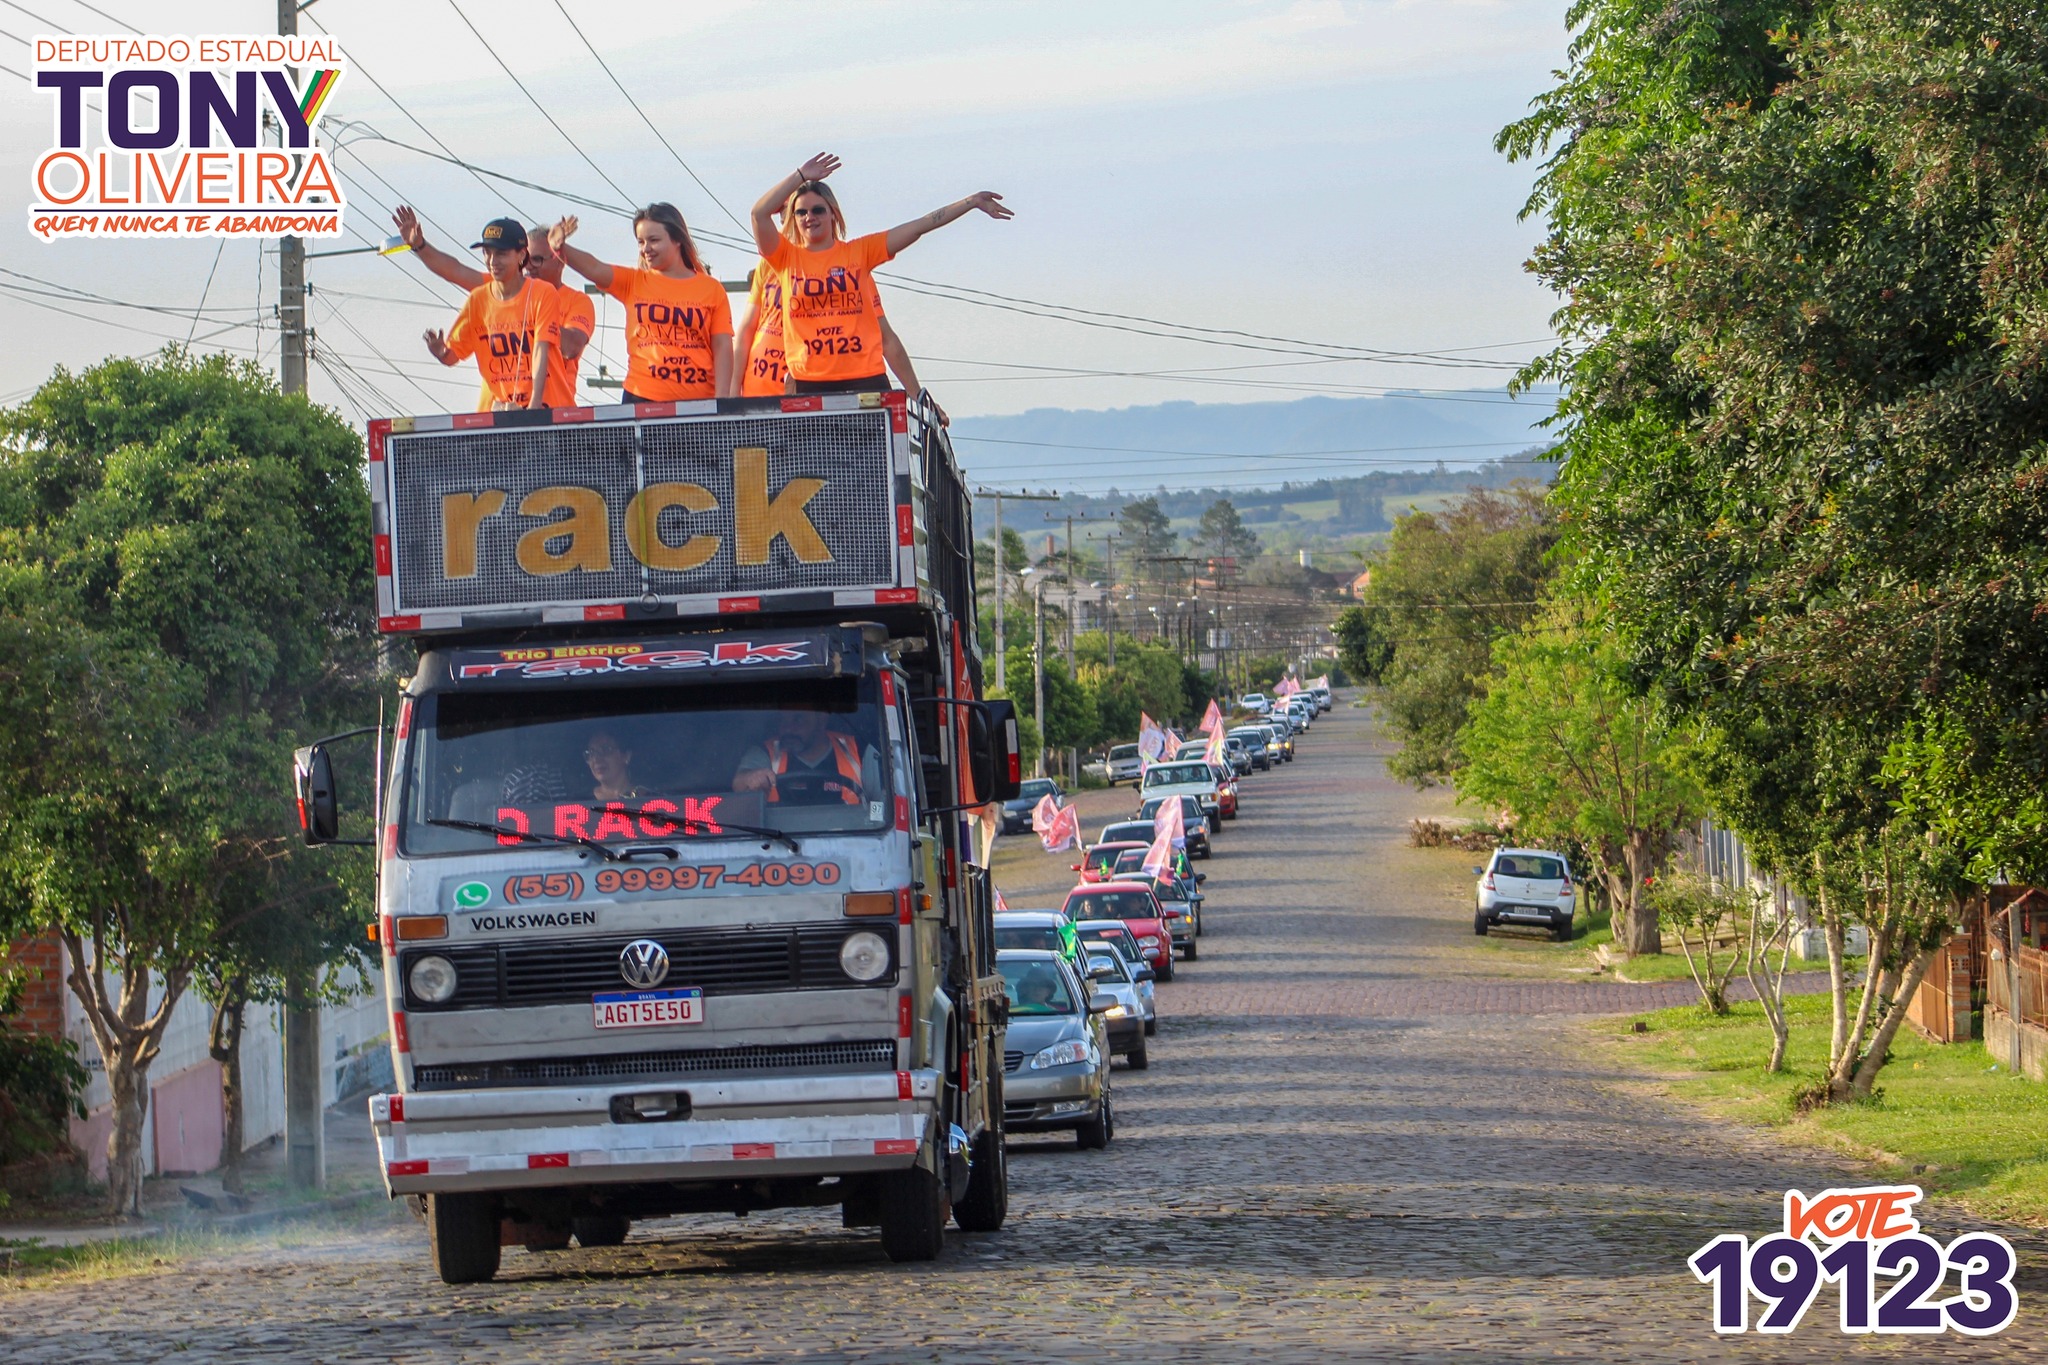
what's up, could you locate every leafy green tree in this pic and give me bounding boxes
[1119,495,1176,566]
[1458,605,1700,955]
[1331,605,1393,685]
[1365,485,1554,783]
[0,351,375,1212]
[1193,498,1260,570]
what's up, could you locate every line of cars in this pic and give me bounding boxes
[989,682,1332,1148]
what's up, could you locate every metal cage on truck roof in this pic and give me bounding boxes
[367,391,967,636]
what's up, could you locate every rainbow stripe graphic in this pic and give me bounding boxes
[297,69,340,128]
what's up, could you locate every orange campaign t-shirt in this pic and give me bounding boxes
[545,283,597,406]
[444,279,560,409]
[741,261,787,397]
[601,266,733,401]
[764,232,894,383]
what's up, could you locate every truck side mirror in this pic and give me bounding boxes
[293,744,340,844]
[982,699,1022,801]
[910,699,1021,814]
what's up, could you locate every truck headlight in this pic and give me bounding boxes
[839,931,891,982]
[408,954,458,1005]
[1030,1040,1090,1069]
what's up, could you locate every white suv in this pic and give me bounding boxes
[1139,760,1223,833]
[1238,692,1271,715]
[1474,847,1576,940]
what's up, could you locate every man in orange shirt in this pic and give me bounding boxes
[394,205,592,408]
[750,154,1010,395]
[423,219,557,410]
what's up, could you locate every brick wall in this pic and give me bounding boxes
[5,931,68,1037]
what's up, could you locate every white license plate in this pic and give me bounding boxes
[592,987,704,1030]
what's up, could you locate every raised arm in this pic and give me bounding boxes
[884,192,1011,257]
[546,217,614,291]
[393,206,486,291]
[752,153,840,256]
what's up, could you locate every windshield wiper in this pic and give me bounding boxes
[588,803,803,855]
[425,817,627,862]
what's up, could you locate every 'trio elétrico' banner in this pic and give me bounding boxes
[28,34,346,241]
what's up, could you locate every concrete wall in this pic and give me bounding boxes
[1985,1009,2048,1083]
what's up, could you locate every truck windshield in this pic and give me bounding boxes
[400,677,895,855]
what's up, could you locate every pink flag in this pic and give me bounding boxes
[1030,793,1060,834]
[1035,797,1080,852]
[1273,676,1299,698]
[1141,821,1175,880]
[1137,712,1168,770]
[1199,699,1223,735]
[1051,803,1080,852]
[1143,794,1185,878]
[992,886,1009,913]
[1205,727,1226,766]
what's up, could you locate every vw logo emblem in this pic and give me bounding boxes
[619,939,670,990]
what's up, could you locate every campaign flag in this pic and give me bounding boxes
[1309,675,1330,693]
[1030,793,1060,834]
[1274,675,1300,698]
[1205,726,1226,766]
[1137,712,1168,768]
[1141,794,1186,878]
[1165,727,1183,756]
[974,800,1000,863]
[992,886,1010,913]
[1034,796,1080,852]
[1199,698,1223,735]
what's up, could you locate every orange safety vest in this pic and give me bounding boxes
[765,733,863,804]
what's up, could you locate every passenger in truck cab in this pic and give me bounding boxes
[583,728,644,803]
[732,707,878,806]
[749,152,1011,396]
[392,205,593,409]
[421,218,557,410]
[548,203,733,402]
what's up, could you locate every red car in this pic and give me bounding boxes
[1073,841,1149,884]
[1062,880,1177,982]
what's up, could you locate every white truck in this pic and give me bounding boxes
[294,391,1022,1282]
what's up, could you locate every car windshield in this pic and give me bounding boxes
[1064,889,1157,921]
[1145,763,1210,787]
[1000,959,1078,1016]
[1109,745,1138,760]
[1496,854,1568,880]
[1077,926,1139,961]
[1015,779,1059,802]
[1100,823,1153,844]
[1139,796,1202,821]
[994,924,1062,953]
[400,677,894,854]
[1086,951,1130,983]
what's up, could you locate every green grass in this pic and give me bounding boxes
[1608,991,2048,1224]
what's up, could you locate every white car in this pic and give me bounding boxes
[1104,743,1144,785]
[1139,760,1223,832]
[1310,685,1333,712]
[1238,692,1271,715]
[1474,847,1577,940]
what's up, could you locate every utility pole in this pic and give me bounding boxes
[1033,574,1047,779]
[974,487,1057,693]
[1087,531,1121,667]
[277,0,322,1194]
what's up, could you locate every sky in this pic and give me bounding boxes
[0,0,1571,483]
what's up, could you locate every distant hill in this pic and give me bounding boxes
[951,389,1560,540]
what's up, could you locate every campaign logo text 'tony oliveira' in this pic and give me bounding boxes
[29,34,347,242]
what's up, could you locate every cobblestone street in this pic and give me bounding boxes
[5,701,2042,1362]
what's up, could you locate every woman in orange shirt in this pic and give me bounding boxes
[548,203,732,403]
[749,154,1011,394]
[423,217,557,410]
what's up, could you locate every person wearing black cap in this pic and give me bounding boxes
[422,217,558,411]
[392,205,593,408]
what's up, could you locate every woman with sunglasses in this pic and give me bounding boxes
[548,202,732,402]
[749,154,1011,395]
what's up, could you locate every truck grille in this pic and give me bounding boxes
[401,922,892,1011]
[411,1038,900,1090]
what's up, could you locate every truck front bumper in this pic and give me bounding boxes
[370,1069,939,1195]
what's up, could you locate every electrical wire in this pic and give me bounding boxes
[185,238,225,346]
[547,0,746,234]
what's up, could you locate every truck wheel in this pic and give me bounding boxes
[427,1192,501,1285]
[1474,913,1489,937]
[877,1164,947,1262]
[572,1214,631,1248]
[952,1126,1008,1233]
[1127,1038,1149,1071]
[1076,1090,1113,1150]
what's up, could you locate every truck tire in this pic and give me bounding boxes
[1075,1090,1113,1150]
[952,1126,1008,1233]
[427,1192,501,1285]
[877,1164,947,1262]
[573,1214,630,1248]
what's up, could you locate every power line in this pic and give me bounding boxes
[63,0,138,33]
[547,0,746,234]
[443,0,637,209]
[185,239,226,346]
[953,435,1546,462]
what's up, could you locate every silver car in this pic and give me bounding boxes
[998,950,1115,1148]
[1104,743,1143,786]
[1083,948,1150,1069]
[1073,920,1157,1034]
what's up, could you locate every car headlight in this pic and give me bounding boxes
[1105,1003,1129,1018]
[1137,935,1160,947]
[408,954,457,1005]
[839,931,891,982]
[1030,1040,1091,1069]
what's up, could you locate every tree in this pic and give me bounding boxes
[1364,485,1555,784]
[1193,498,1260,570]
[1501,0,2048,1097]
[0,351,376,1212]
[1331,605,1393,685]
[1119,495,1176,567]
[1457,604,1700,955]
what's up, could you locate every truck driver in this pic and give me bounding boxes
[732,707,877,806]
